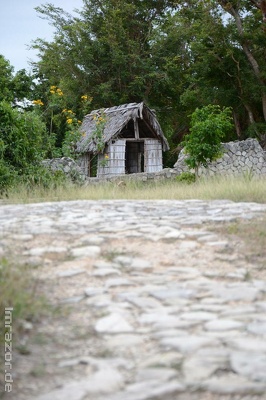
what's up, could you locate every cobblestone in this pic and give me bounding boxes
[1,199,266,400]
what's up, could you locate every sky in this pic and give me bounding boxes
[0,0,83,73]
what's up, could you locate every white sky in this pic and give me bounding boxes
[0,0,83,73]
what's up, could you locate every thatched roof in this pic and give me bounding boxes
[77,102,169,153]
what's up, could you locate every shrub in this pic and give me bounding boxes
[176,172,196,183]
[183,105,233,177]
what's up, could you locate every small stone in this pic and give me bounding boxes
[225,337,266,352]
[106,334,144,349]
[57,269,86,277]
[183,347,229,381]
[105,278,135,288]
[179,311,217,321]
[84,288,105,297]
[163,230,185,240]
[135,367,178,382]
[247,320,266,335]
[204,319,244,331]
[71,246,101,258]
[59,296,84,304]
[231,351,266,382]
[95,313,134,333]
[128,258,153,271]
[202,373,266,394]
[24,246,68,256]
[150,288,197,300]
[161,335,219,354]
[211,286,260,302]
[93,260,117,269]
[93,268,121,277]
[114,256,133,266]
[35,367,124,400]
[126,381,185,397]
[127,296,162,309]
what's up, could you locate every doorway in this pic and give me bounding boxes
[125,141,144,173]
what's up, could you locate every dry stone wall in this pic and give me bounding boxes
[42,139,266,185]
[174,138,266,177]
[42,157,86,182]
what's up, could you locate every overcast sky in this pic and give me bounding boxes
[0,0,83,73]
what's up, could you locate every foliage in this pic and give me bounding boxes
[0,100,62,192]
[61,95,93,158]
[91,110,107,153]
[30,0,266,148]
[0,101,47,168]
[0,55,14,102]
[176,172,196,184]
[0,55,36,105]
[183,105,233,175]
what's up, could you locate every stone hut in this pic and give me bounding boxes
[77,102,169,177]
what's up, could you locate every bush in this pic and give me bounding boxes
[176,172,196,183]
[0,160,17,193]
[183,105,233,176]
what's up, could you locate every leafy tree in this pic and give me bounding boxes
[0,55,14,102]
[31,0,266,152]
[183,104,233,176]
[0,101,52,190]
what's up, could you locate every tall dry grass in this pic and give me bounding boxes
[2,174,266,204]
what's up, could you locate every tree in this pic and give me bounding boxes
[31,0,266,151]
[183,104,233,176]
[0,55,14,102]
[0,101,51,190]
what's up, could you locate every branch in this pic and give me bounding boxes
[249,0,260,9]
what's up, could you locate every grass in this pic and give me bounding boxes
[214,215,266,272]
[0,257,50,376]
[2,174,266,204]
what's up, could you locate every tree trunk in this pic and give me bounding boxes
[233,112,242,138]
[219,1,266,121]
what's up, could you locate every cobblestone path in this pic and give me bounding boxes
[1,199,266,400]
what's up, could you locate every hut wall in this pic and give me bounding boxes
[144,139,163,173]
[97,139,126,177]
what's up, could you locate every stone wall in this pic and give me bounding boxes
[84,168,179,185]
[42,139,266,185]
[174,138,266,177]
[42,157,86,182]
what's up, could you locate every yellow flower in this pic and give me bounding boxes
[67,118,73,124]
[56,88,63,96]
[67,109,74,114]
[50,90,55,94]
[62,109,67,113]
[50,85,57,90]
[81,95,88,100]
[78,120,82,124]
[104,154,109,159]
[33,99,44,106]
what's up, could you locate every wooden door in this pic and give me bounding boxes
[144,139,163,173]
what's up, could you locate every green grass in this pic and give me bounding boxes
[2,174,266,204]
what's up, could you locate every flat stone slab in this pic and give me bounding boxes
[95,313,134,333]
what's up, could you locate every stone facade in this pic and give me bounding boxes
[174,138,266,177]
[42,157,86,182]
